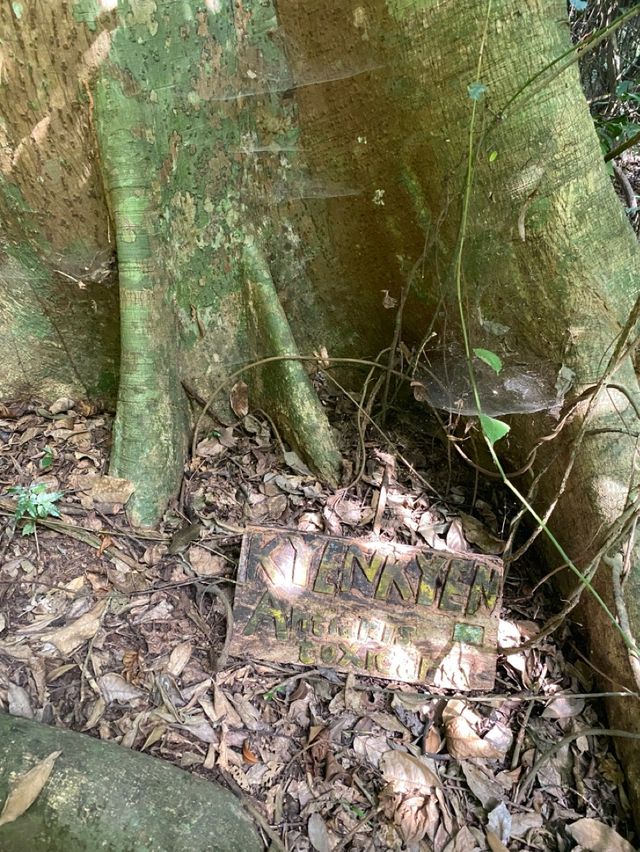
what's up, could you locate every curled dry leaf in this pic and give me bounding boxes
[380,788,433,847]
[461,761,502,809]
[459,513,506,555]
[229,381,249,417]
[167,640,193,678]
[380,749,441,791]
[98,672,146,704]
[188,546,227,577]
[443,699,511,760]
[40,598,108,657]
[541,695,586,719]
[242,739,259,765]
[567,818,635,852]
[0,750,62,827]
[49,396,75,415]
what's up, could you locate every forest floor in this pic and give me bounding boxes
[0,382,637,852]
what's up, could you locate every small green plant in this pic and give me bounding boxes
[7,482,64,535]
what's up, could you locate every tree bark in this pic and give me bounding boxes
[0,713,262,852]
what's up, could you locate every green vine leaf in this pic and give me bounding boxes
[473,347,503,375]
[479,414,510,446]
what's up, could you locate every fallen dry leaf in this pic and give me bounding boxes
[459,513,505,554]
[380,749,441,791]
[0,750,62,826]
[188,546,227,577]
[308,812,331,852]
[461,761,502,809]
[98,672,146,704]
[229,381,249,417]
[242,739,259,765]
[567,818,635,852]
[167,641,193,678]
[443,699,511,760]
[69,473,134,505]
[486,829,509,852]
[541,695,585,718]
[40,599,108,657]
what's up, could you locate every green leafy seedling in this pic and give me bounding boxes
[7,482,64,535]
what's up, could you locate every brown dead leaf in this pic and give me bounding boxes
[380,749,441,791]
[0,750,62,826]
[445,517,469,552]
[40,599,108,657]
[486,830,509,852]
[541,695,585,719]
[188,546,227,577]
[443,699,511,760]
[49,397,74,415]
[167,640,192,678]
[69,474,134,506]
[308,812,331,852]
[460,513,506,555]
[380,787,433,847]
[242,739,259,765]
[568,818,635,852]
[229,381,249,417]
[98,672,146,704]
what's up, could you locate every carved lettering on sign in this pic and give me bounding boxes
[230,529,503,689]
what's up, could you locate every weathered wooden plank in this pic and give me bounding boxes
[229,529,503,690]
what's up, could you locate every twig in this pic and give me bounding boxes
[510,698,536,770]
[604,553,640,693]
[606,128,640,162]
[613,164,638,214]
[208,583,234,672]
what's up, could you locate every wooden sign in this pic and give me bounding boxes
[229,529,503,690]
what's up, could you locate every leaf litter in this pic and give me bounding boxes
[0,391,636,849]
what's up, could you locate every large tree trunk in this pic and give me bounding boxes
[1,0,639,818]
